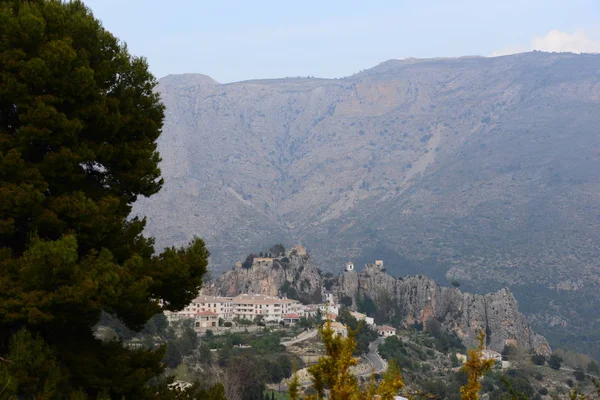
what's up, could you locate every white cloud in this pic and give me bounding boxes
[532,29,600,53]
[490,29,600,57]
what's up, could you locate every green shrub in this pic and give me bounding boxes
[566,378,574,387]
[549,354,563,370]
[534,372,543,381]
[588,360,600,375]
[531,354,546,365]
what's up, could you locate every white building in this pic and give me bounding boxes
[232,294,299,322]
[323,292,334,305]
[329,321,348,338]
[455,353,467,364]
[350,311,374,326]
[482,349,502,363]
[377,325,396,337]
[164,293,301,323]
[194,311,219,332]
[289,301,306,316]
[319,303,339,316]
[282,313,301,324]
[162,292,355,325]
[189,294,235,319]
[302,305,320,318]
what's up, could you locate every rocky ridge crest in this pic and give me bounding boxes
[205,249,550,356]
[202,245,323,304]
[336,263,550,356]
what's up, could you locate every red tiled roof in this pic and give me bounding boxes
[377,325,395,331]
[283,313,301,319]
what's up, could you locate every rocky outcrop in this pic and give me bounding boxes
[203,248,550,356]
[334,267,550,356]
[202,246,323,304]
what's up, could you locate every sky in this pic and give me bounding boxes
[84,0,600,83]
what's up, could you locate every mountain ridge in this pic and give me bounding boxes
[134,51,600,358]
[203,249,551,356]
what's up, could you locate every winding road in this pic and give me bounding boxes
[361,337,388,375]
[275,336,388,393]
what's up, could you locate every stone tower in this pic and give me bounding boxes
[293,244,307,256]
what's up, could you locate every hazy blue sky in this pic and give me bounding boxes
[84,0,600,83]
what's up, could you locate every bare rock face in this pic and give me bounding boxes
[203,249,550,356]
[134,53,600,357]
[333,268,550,356]
[203,248,323,304]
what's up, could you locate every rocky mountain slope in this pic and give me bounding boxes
[205,249,550,356]
[133,52,600,356]
[335,264,550,356]
[202,245,323,304]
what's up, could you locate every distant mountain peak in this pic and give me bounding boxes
[136,53,600,359]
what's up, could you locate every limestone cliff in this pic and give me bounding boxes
[134,54,600,358]
[333,265,550,356]
[204,249,550,356]
[202,245,323,304]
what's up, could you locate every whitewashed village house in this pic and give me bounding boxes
[377,325,396,337]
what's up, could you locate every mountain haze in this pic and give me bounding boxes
[134,52,600,356]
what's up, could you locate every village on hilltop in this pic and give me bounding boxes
[162,249,505,366]
[163,285,394,338]
[163,247,397,339]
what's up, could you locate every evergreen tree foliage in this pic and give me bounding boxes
[0,1,209,397]
[549,354,563,370]
[268,244,285,257]
[574,368,587,382]
[226,353,268,400]
[336,309,378,355]
[530,354,546,365]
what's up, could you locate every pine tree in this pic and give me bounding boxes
[0,1,209,398]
